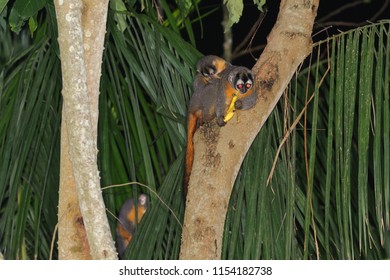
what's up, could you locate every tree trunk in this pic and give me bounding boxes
[180,0,320,260]
[55,0,117,260]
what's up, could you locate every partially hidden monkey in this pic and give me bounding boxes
[194,55,231,83]
[184,56,257,198]
[116,194,148,259]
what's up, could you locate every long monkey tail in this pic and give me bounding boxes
[184,112,199,201]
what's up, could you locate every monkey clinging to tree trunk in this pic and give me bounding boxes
[184,55,257,199]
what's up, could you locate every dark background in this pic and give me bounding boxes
[188,0,390,68]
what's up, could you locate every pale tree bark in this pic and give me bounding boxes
[55,0,117,259]
[180,0,320,260]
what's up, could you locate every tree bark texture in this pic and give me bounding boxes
[180,0,320,260]
[55,0,116,259]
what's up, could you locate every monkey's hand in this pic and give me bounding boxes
[217,116,227,127]
[234,99,243,109]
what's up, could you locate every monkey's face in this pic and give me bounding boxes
[196,55,229,80]
[229,67,254,94]
[200,65,217,78]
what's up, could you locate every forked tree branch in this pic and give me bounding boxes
[55,0,116,259]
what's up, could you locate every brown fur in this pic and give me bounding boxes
[116,194,148,258]
[184,57,257,202]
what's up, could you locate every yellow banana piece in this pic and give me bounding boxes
[223,93,238,123]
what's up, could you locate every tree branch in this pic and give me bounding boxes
[180,0,320,260]
[55,0,116,259]
[222,5,232,61]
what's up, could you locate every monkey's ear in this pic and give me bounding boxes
[227,72,235,85]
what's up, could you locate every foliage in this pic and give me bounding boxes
[223,0,265,32]
[0,16,61,259]
[101,11,200,259]
[0,0,200,260]
[0,0,389,260]
[224,21,390,259]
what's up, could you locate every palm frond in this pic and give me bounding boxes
[100,11,201,259]
[223,20,390,260]
[0,35,61,259]
[1,1,389,260]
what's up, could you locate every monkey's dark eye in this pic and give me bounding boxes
[245,83,252,89]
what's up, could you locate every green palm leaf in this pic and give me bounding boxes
[1,0,389,260]
[223,21,390,260]
[0,34,61,259]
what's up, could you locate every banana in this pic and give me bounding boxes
[223,93,238,123]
